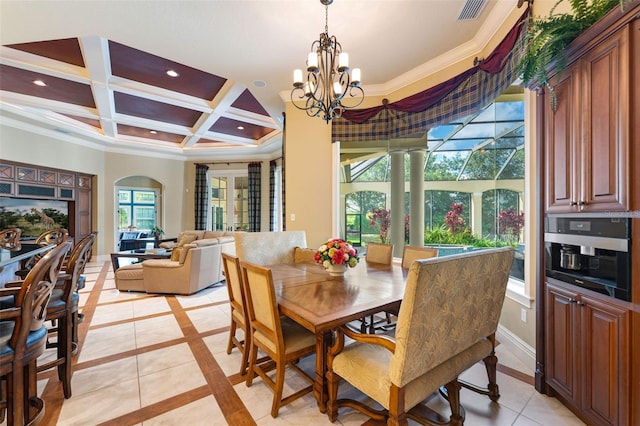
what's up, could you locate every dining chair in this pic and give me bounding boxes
[326,247,515,425]
[365,242,394,265]
[0,227,21,250]
[222,253,250,376]
[240,260,316,418]
[361,242,394,333]
[401,246,438,269]
[0,241,70,426]
[293,247,317,263]
[36,232,96,398]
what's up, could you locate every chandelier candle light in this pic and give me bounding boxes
[291,0,364,122]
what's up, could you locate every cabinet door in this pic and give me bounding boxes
[75,188,92,240]
[545,66,580,213]
[545,282,580,402]
[580,26,629,211]
[580,294,630,426]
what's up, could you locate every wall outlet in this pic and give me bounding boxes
[520,308,527,323]
[290,213,296,221]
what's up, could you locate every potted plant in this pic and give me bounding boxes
[150,226,164,247]
[518,0,629,107]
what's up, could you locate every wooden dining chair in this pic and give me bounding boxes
[360,242,395,333]
[222,253,250,376]
[240,260,316,418]
[401,246,438,269]
[365,242,394,265]
[16,228,69,280]
[0,241,70,426]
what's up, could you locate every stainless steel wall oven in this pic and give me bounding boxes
[544,216,631,301]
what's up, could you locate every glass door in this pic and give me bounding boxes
[209,172,249,231]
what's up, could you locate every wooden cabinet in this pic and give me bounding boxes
[544,24,630,213]
[546,281,630,425]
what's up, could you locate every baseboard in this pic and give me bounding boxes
[496,324,536,372]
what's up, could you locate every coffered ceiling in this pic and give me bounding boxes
[0,0,518,160]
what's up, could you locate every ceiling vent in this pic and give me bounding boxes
[457,0,488,21]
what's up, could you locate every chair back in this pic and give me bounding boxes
[61,232,96,302]
[401,246,438,269]
[35,228,69,246]
[241,261,283,356]
[1,227,21,249]
[9,242,71,350]
[235,231,307,265]
[389,247,514,387]
[365,242,394,265]
[293,247,316,263]
[222,253,246,324]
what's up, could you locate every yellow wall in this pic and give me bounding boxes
[283,107,334,248]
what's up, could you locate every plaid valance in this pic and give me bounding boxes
[332,9,529,143]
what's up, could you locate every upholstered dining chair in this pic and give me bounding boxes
[361,242,395,333]
[0,227,21,250]
[0,241,70,426]
[37,232,96,399]
[326,247,514,426]
[401,246,438,269]
[222,253,250,376]
[240,261,316,418]
[365,242,394,265]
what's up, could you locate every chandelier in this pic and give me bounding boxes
[291,0,364,123]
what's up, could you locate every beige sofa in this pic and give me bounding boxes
[115,230,237,294]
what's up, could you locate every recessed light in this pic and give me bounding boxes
[33,80,47,87]
[150,130,158,134]
[252,80,267,88]
[166,69,179,77]
[237,126,245,130]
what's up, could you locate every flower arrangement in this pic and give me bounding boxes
[314,238,359,269]
[368,207,391,243]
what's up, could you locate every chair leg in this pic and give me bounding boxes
[59,314,73,398]
[239,330,250,377]
[445,380,464,426]
[246,343,258,387]
[226,319,237,354]
[483,353,500,402]
[326,369,340,422]
[270,361,286,418]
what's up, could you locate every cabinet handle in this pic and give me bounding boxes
[568,298,577,303]
[570,201,578,206]
[576,301,584,307]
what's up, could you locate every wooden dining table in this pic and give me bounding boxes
[268,260,408,412]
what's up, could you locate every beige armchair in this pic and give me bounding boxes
[327,247,514,425]
[141,242,223,295]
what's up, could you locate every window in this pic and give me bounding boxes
[209,171,249,232]
[117,189,157,231]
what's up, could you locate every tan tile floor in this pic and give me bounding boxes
[4,260,586,425]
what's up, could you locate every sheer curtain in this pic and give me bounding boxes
[248,162,261,232]
[194,164,209,230]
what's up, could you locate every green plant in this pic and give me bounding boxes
[518,0,628,108]
[150,226,164,237]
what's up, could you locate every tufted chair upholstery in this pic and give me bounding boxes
[234,231,307,265]
[327,247,514,425]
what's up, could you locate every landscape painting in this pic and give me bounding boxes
[0,197,69,239]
